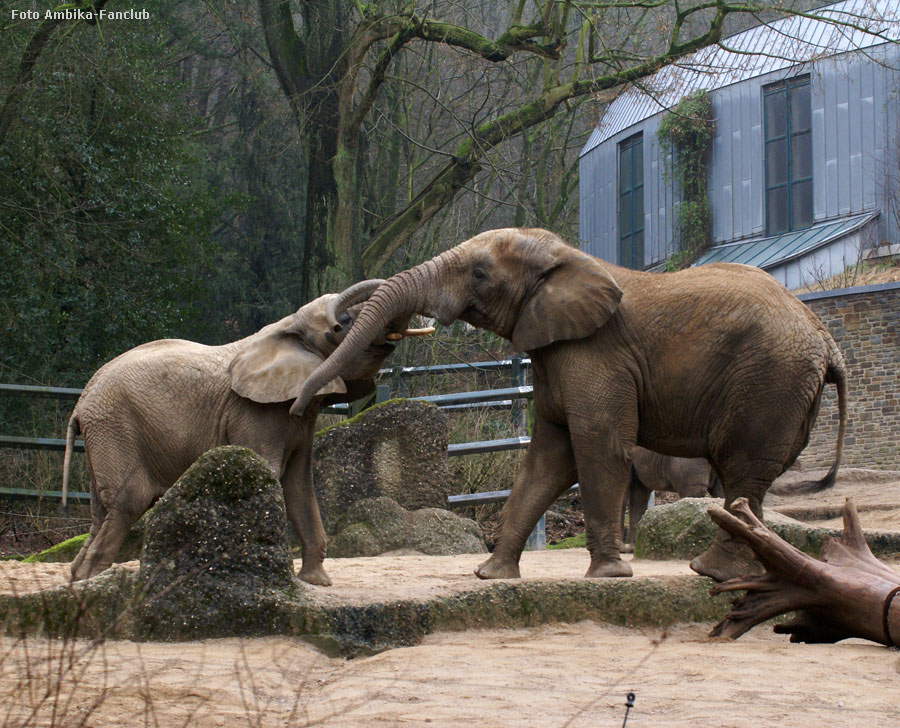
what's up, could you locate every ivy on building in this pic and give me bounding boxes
[657,90,715,270]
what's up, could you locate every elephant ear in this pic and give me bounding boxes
[228,325,347,408]
[511,247,623,352]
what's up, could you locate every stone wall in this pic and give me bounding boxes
[798,281,900,470]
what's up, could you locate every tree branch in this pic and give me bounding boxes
[361,9,728,273]
[0,17,63,145]
[257,0,307,113]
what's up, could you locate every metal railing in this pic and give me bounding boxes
[0,356,533,500]
[0,357,560,548]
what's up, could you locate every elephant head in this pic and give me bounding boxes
[290,228,623,415]
[229,279,429,415]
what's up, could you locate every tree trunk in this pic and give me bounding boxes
[708,498,900,647]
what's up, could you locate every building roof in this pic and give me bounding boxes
[693,211,878,269]
[581,0,900,156]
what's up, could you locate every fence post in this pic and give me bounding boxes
[392,366,407,398]
[525,515,546,550]
[510,355,526,436]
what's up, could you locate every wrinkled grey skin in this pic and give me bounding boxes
[622,446,722,549]
[63,285,407,585]
[290,228,847,582]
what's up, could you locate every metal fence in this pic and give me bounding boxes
[0,356,566,548]
[0,356,537,504]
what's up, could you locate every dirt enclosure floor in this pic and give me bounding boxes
[2,550,900,728]
[2,468,900,727]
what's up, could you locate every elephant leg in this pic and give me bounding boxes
[625,479,652,548]
[689,467,775,582]
[71,454,154,581]
[572,431,634,579]
[281,448,331,587]
[71,505,141,581]
[71,457,101,579]
[475,417,577,580]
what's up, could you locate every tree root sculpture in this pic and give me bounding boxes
[708,497,900,646]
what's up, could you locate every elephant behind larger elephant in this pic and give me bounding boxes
[294,227,847,583]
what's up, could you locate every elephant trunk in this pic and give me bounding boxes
[290,252,458,416]
[325,279,386,333]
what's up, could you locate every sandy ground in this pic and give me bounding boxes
[2,469,899,727]
[2,549,900,728]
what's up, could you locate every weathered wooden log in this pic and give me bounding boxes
[708,497,900,645]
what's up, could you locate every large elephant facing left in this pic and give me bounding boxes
[63,281,418,585]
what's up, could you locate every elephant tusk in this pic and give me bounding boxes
[386,326,436,341]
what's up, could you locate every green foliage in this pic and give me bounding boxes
[657,90,714,269]
[0,9,221,386]
[547,532,585,550]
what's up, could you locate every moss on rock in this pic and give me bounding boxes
[25,517,146,565]
[635,497,900,560]
[133,446,306,641]
[23,534,87,564]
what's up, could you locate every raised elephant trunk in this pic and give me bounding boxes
[325,279,386,333]
[290,255,454,416]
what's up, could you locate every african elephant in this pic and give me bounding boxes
[622,447,722,549]
[62,281,428,584]
[289,228,847,582]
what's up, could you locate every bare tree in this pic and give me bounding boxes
[255,0,894,297]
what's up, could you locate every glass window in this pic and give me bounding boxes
[764,75,813,235]
[618,133,644,269]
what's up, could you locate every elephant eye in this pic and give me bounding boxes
[338,312,352,327]
[472,266,487,282]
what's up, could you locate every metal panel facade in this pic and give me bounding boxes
[579,42,900,266]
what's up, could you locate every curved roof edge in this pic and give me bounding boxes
[580,0,900,157]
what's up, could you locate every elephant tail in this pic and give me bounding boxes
[61,413,79,514]
[819,354,848,489]
[773,349,847,495]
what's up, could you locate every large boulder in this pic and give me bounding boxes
[313,399,453,534]
[328,496,487,558]
[134,446,305,640]
[635,497,900,560]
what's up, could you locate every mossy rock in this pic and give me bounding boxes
[24,534,87,564]
[25,518,146,565]
[635,497,900,560]
[328,496,486,558]
[313,400,452,535]
[134,446,306,641]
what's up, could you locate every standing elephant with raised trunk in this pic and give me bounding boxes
[63,281,430,585]
[291,228,848,583]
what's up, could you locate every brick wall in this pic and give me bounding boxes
[798,281,900,470]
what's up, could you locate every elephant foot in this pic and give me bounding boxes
[690,534,763,582]
[475,554,521,580]
[297,564,332,587]
[585,557,633,578]
[618,540,634,554]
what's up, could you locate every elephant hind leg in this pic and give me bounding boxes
[688,467,777,582]
[71,507,139,581]
[71,473,156,581]
[70,452,103,580]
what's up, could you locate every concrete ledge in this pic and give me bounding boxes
[0,552,730,656]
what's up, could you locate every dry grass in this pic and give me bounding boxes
[792,258,900,293]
